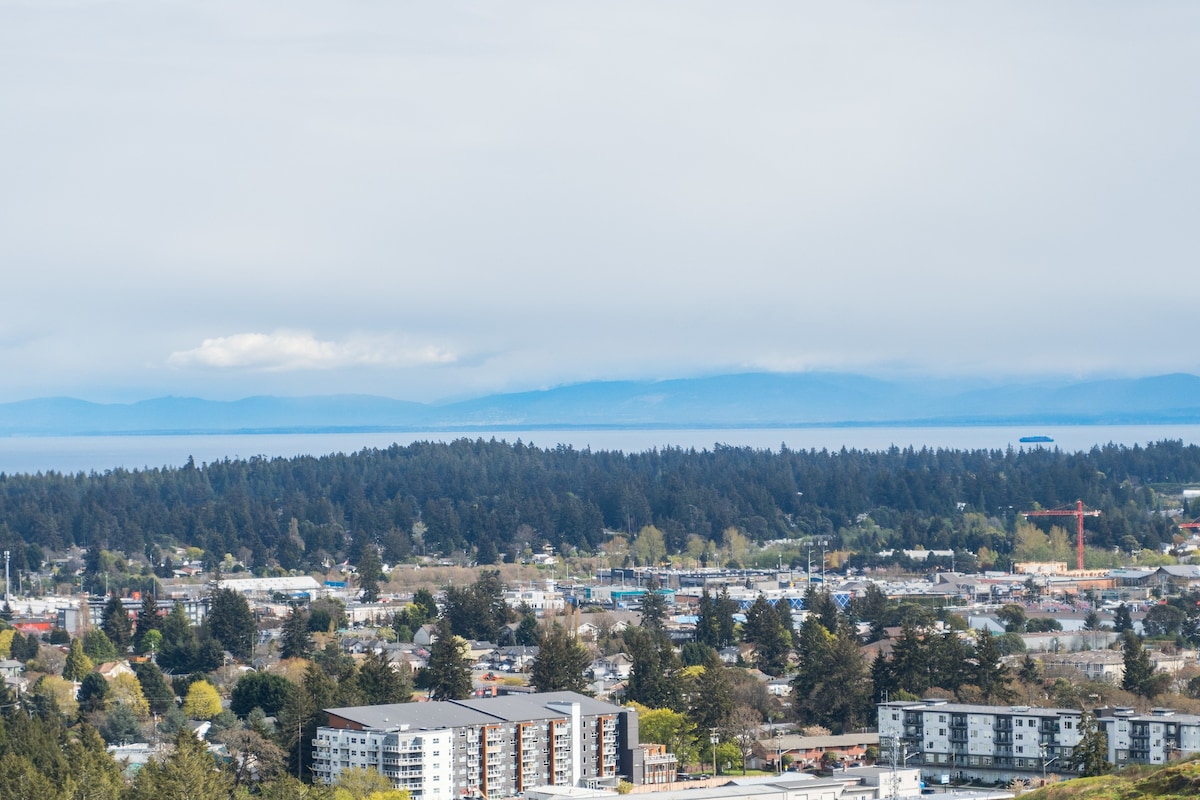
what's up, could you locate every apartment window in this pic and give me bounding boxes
[1016,720,1022,727]
[970,731,977,738]
[1064,721,1073,730]
[939,729,946,737]
[938,715,947,723]
[892,713,899,721]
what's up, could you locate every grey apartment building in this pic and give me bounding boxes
[313,691,667,799]
[879,699,1200,784]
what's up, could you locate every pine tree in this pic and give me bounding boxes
[276,662,336,781]
[640,583,669,633]
[804,586,841,633]
[741,595,790,675]
[515,610,540,646]
[100,595,132,652]
[358,650,413,705]
[715,588,738,647]
[67,724,124,799]
[133,661,175,715]
[1017,654,1043,686]
[1068,712,1110,776]
[690,648,733,732]
[888,623,931,696]
[531,622,591,694]
[77,672,111,716]
[426,619,472,701]
[1121,631,1155,696]
[280,606,313,660]
[135,592,162,653]
[206,587,255,660]
[1113,603,1134,633]
[128,727,232,800]
[624,627,681,711]
[973,630,1015,703]
[695,589,721,648]
[357,547,383,604]
[62,638,94,682]
[82,628,118,662]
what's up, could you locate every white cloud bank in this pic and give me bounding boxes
[168,331,455,372]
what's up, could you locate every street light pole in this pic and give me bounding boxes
[710,729,719,777]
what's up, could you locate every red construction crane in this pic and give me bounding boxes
[1021,499,1101,571]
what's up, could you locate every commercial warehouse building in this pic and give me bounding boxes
[313,691,670,798]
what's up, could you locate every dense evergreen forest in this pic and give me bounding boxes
[0,438,1196,573]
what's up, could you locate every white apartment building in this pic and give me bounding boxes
[879,700,1200,784]
[313,691,656,799]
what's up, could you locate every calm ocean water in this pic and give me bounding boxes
[3,425,1200,476]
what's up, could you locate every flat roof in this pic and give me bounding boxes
[326,690,629,731]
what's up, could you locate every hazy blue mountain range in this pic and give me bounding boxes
[4,372,1200,435]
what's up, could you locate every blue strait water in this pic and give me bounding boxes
[2,424,1200,476]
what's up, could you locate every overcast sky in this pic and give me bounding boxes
[2,1,1198,404]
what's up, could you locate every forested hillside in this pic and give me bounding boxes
[0,439,1196,573]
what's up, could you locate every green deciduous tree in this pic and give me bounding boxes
[231,670,294,718]
[216,728,286,789]
[182,681,223,720]
[630,525,666,567]
[634,705,698,770]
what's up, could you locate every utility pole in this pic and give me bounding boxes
[3,550,9,603]
[821,539,827,584]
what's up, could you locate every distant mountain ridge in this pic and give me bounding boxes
[4,372,1200,435]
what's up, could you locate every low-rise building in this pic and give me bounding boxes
[878,699,1200,784]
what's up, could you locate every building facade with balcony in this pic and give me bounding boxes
[313,691,648,799]
[878,700,1200,784]
[878,699,1084,784]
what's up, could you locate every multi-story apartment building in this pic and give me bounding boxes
[312,691,660,799]
[878,700,1200,784]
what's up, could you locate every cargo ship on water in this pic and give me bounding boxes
[1019,435,1054,443]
